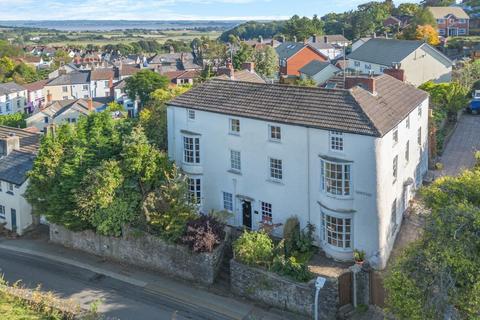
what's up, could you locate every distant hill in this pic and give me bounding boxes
[0,20,243,32]
[219,20,285,42]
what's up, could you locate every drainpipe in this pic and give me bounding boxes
[350,263,362,308]
[314,276,326,320]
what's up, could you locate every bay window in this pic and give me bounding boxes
[322,212,352,249]
[183,136,200,164]
[321,160,351,196]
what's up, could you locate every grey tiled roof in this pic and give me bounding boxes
[299,61,337,77]
[0,82,26,96]
[46,71,90,86]
[169,76,427,137]
[275,42,306,60]
[0,126,40,185]
[0,150,35,185]
[347,39,424,66]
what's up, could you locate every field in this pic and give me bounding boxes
[0,291,55,320]
[1,27,222,47]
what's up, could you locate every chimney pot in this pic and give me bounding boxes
[87,98,94,111]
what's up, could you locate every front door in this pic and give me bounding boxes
[11,209,17,233]
[242,200,252,229]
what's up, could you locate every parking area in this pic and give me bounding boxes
[437,114,480,177]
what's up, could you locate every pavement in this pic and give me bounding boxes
[0,236,306,320]
[437,114,480,177]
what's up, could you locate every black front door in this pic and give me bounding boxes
[242,200,252,229]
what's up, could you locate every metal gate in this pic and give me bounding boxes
[338,271,352,306]
[369,271,386,307]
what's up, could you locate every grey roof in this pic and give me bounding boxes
[46,71,90,86]
[275,42,306,60]
[0,150,36,185]
[347,38,452,67]
[0,126,40,185]
[299,61,337,77]
[168,76,428,137]
[0,82,26,96]
[215,70,266,84]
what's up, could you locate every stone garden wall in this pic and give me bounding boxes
[50,224,228,285]
[230,259,339,318]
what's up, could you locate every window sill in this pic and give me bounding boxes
[228,169,242,176]
[268,139,281,144]
[266,178,284,185]
[228,132,240,137]
[323,192,353,201]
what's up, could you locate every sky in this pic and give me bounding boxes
[0,0,422,21]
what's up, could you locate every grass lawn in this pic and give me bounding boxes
[0,291,58,320]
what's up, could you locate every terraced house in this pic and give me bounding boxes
[0,126,40,235]
[43,71,91,101]
[0,83,28,115]
[167,76,429,269]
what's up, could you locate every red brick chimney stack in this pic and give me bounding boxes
[383,68,406,82]
[345,76,377,94]
[87,98,94,111]
[242,62,255,73]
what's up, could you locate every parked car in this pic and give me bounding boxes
[467,90,480,114]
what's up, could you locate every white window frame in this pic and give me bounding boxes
[269,158,283,181]
[329,131,344,151]
[418,105,422,118]
[392,127,398,145]
[269,125,281,142]
[261,201,272,222]
[222,192,233,212]
[187,109,196,120]
[7,183,14,194]
[0,205,5,219]
[393,155,398,183]
[406,116,410,129]
[230,150,241,172]
[229,118,240,135]
[188,177,202,205]
[418,127,422,146]
[183,136,200,164]
[321,159,352,197]
[321,211,352,250]
[389,199,398,239]
[405,140,410,163]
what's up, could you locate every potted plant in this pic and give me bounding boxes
[353,249,366,265]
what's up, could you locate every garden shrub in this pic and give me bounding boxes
[272,255,313,282]
[234,231,273,267]
[182,215,225,253]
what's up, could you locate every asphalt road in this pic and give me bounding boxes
[0,248,232,320]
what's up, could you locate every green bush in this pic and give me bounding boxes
[234,231,273,267]
[271,255,313,282]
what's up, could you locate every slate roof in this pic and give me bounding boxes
[275,42,307,60]
[299,61,337,77]
[46,71,90,86]
[168,76,428,137]
[428,6,469,19]
[0,82,26,96]
[347,38,452,67]
[0,126,40,185]
[39,99,102,118]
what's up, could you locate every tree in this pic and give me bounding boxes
[421,0,455,6]
[253,45,278,78]
[0,57,15,82]
[295,77,317,87]
[0,113,26,128]
[232,43,254,70]
[283,15,324,41]
[456,60,480,91]
[139,85,191,150]
[416,25,440,45]
[125,69,169,108]
[395,3,421,16]
[385,168,480,319]
[419,81,469,121]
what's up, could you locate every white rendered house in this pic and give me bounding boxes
[0,83,28,115]
[167,76,429,269]
[0,126,40,235]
